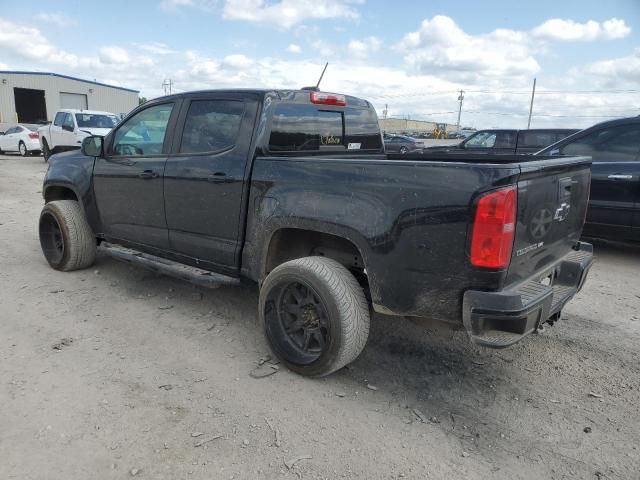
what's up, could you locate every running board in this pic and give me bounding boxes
[100,242,240,288]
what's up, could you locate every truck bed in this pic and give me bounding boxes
[243,153,591,322]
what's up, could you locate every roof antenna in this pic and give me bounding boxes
[302,62,328,92]
[316,62,328,89]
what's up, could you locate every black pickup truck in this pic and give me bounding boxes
[39,88,593,377]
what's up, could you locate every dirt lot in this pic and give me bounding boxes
[1,153,639,480]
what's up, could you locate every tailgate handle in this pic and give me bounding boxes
[608,174,633,180]
[558,177,572,199]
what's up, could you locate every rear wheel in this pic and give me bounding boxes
[19,141,27,157]
[42,139,50,162]
[400,146,408,154]
[259,257,370,377]
[39,200,96,271]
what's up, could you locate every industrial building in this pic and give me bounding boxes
[379,117,457,134]
[0,71,139,129]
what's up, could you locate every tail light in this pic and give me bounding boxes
[29,132,39,139]
[470,185,517,269]
[310,91,346,106]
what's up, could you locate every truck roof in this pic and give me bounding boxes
[58,109,117,115]
[149,89,372,107]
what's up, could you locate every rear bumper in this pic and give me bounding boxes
[462,242,593,348]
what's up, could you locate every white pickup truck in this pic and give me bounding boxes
[39,109,119,161]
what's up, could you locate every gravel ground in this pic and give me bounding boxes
[1,153,639,480]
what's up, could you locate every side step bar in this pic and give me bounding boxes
[100,242,240,289]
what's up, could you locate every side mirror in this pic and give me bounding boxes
[62,124,74,132]
[81,136,104,157]
[0,131,4,135]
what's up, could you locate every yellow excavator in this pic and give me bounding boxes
[432,123,448,139]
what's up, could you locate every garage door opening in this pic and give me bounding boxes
[60,92,88,110]
[14,87,47,124]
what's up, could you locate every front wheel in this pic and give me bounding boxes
[39,200,97,271]
[399,146,408,154]
[19,141,28,157]
[259,257,370,377]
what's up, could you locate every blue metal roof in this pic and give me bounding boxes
[0,70,139,93]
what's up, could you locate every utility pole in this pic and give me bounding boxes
[162,79,173,96]
[527,77,536,129]
[383,104,388,119]
[456,90,464,132]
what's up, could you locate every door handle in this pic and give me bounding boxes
[607,174,633,180]
[207,172,229,183]
[139,170,158,179]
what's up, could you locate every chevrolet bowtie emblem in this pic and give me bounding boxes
[554,203,571,222]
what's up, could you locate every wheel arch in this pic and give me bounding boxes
[44,184,80,204]
[260,227,370,291]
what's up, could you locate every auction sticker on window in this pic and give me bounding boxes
[348,143,361,150]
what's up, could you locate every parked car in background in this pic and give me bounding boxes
[447,132,467,139]
[425,129,578,154]
[384,134,423,154]
[537,117,640,242]
[0,124,41,156]
[39,109,119,161]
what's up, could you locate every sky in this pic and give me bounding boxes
[0,0,638,128]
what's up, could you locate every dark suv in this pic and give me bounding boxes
[538,117,640,242]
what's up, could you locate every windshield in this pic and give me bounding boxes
[464,131,497,148]
[75,113,118,129]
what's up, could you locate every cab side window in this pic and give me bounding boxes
[560,126,640,162]
[111,103,174,156]
[53,112,65,127]
[62,113,74,130]
[179,100,244,154]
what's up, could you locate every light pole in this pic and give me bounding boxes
[456,90,464,132]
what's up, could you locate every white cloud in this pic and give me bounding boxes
[532,17,631,41]
[0,18,154,94]
[36,12,76,27]
[0,17,80,66]
[348,36,381,59]
[222,53,253,68]
[135,42,176,55]
[222,0,361,29]
[1,15,637,129]
[99,46,131,65]
[287,43,302,53]
[397,16,539,81]
[583,48,640,86]
[160,0,217,11]
[311,39,336,58]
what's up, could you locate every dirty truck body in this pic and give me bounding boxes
[39,89,593,376]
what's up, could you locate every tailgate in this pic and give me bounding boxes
[506,156,591,286]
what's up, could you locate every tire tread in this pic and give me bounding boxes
[42,200,96,271]
[261,256,370,376]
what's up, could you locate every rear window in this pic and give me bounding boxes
[519,132,557,148]
[268,103,382,152]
